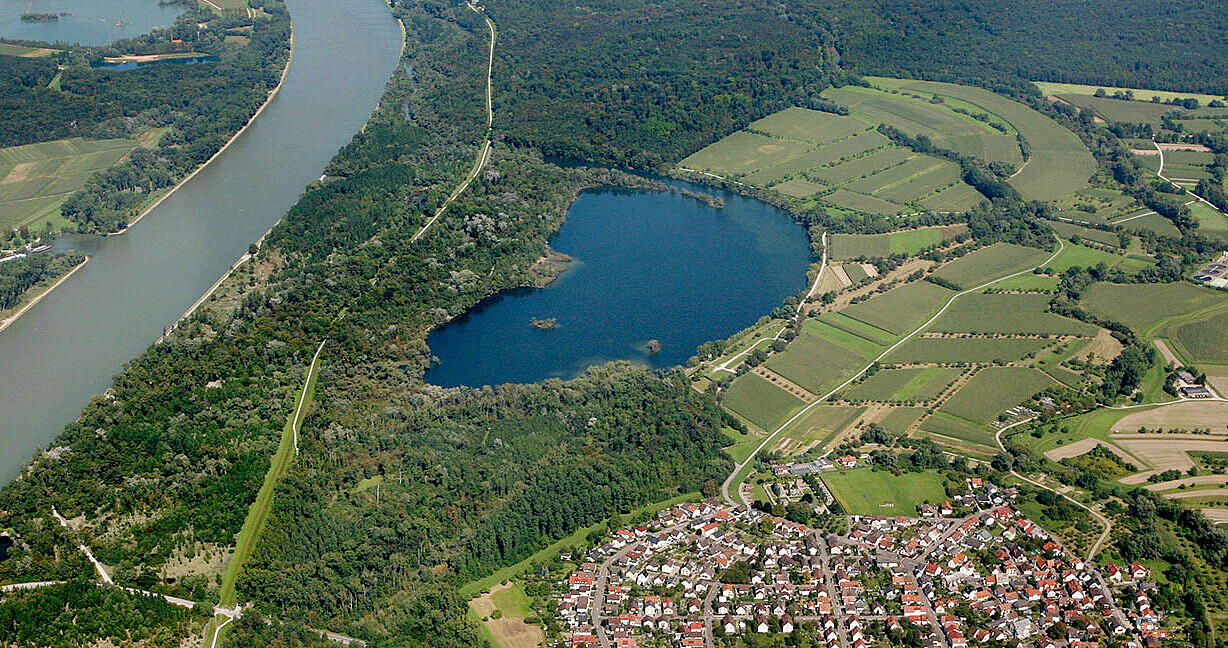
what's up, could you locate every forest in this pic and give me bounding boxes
[0,251,85,311]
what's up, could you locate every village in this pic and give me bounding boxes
[547,483,1164,648]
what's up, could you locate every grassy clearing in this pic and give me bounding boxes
[930,293,1097,336]
[939,367,1054,424]
[777,406,865,454]
[681,131,814,177]
[886,336,1052,364]
[1189,201,1228,237]
[0,42,57,57]
[919,411,998,448]
[931,243,1051,289]
[459,492,700,598]
[1123,213,1183,238]
[0,137,139,230]
[1033,82,1228,106]
[840,280,956,336]
[723,373,806,432]
[217,344,323,607]
[1079,282,1227,336]
[721,426,761,464]
[822,469,948,516]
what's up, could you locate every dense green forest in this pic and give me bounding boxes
[821,0,1228,95]
[1,4,290,233]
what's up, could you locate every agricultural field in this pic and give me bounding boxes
[0,42,57,57]
[930,293,1098,336]
[886,336,1052,364]
[1078,282,1227,336]
[929,243,1052,289]
[680,85,1002,216]
[1032,82,1228,107]
[1053,186,1144,225]
[1048,221,1128,247]
[839,280,955,336]
[0,136,139,230]
[764,329,868,396]
[1172,310,1228,364]
[821,469,948,516]
[1111,401,1228,434]
[802,318,884,359]
[919,412,998,449]
[816,312,898,346]
[988,273,1059,292]
[1121,213,1183,238]
[869,78,1097,201]
[774,406,865,455]
[841,366,963,403]
[829,224,966,260]
[1188,201,1228,238]
[1162,150,1217,183]
[1041,241,1154,274]
[877,407,926,435]
[722,373,805,432]
[938,367,1055,425]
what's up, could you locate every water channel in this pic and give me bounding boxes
[0,0,403,483]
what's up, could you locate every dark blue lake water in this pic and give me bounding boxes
[0,0,183,45]
[424,178,813,387]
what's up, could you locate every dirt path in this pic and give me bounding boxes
[722,237,1068,503]
[411,4,495,242]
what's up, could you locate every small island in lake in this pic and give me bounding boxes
[21,13,60,22]
[646,339,661,354]
[531,317,557,330]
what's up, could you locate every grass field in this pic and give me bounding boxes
[1173,310,1228,364]
[1189,201,1228,238]
[747,107,868,145]
[842,366,962,402]
[1033,82,1228,106]
[0,42,57,57]
[939,367,1054,424]
[878,407,926,435]
[1122,213,1183,238]
[723,373,806,432]
[721,426,762,464]
[919,411,998,448]
[930,243,1052,289]
[840,281,956,336]
[1079,282,1227,336]
[803,318,885,359]
[1043,241,1154,273]
[218,342,324,607]
[988,273,1059,291]
[886,336,1052,364]
[822,469,948,516]
[930,293,1098,336]
[872,78,1096,201]
[470,583,544,648]
[765,329,868,396]
[775,406,865,454]
[829,225,965,260]
[1055,94,1174,125]
[0,136,139,230]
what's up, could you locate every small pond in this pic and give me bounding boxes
[92,54,216,70]
[424,177,813,387]
[1,0,183,46]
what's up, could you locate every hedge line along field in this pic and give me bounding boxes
[821,469,948,516]
[840,281,956,336]
[841,366,963,403]
[829,224,967,260]
[1078,282,1226,335]
[764,329,868,396]
[722,373,805,432]
[1032,81,1228,107]
[929,293,1098,336]
[939,366,1055,424]
[0,136,138,230]
[930,243,1051,289]
[885,336,1052,364]
[871,78,1097,201]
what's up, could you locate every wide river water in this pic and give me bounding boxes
[0,0,403,483]
[425,178,813,387]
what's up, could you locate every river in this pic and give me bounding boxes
[424,178,813,387]
[0,0,403,484]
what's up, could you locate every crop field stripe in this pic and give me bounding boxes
[818,312,898,346]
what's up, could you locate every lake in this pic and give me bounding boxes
[0,0,403,484]
[0,0,183,45]
[424,178,813,387]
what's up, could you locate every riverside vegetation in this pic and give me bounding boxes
[2,0,1228,647]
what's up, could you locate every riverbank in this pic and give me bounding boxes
[109,24,297,236]
[0,256,88,335]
